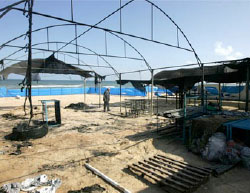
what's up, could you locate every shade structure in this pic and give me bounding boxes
[0,54,94,79]
[153,58,250,90]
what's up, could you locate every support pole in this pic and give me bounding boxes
[219,83,222,110]
[46,27,49,50]
[70,0,74,21]
[119,0,122,32]
[26,0,34,122]
[183,92,187,143]
[119,73,122,113]
[238,82,241,109]
[84,78,86,104]
[99,80,102,108]
[176,91,178,109]
[151,69,154,115]
[245,66,249,112]
[151,4,153,40]
[165,88,168,103]
[201,63,205,109]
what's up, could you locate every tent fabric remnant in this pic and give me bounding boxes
[154,58,250,90]
[0,54,95,79]
[116,80,149,92]
[116,58,250,92]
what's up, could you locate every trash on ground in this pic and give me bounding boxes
[0,174,61,193]
[68,184,105,193]
[65,103,93,110]
[202,132,227,161]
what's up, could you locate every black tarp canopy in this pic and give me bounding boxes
[117,58,250,91]
[0,54,96,79]
[154,58,250,90]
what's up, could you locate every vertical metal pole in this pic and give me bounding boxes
[71,0,74,21]
[46,27,49,50]
[176,91,178,109]
[56,43,58,58]
[151,70,154,115]
[157,93,159,133]
[238,82,241,109]
[26,0,34,120]
[177,27,179,47]
[165,89,168,103]
[201,63,205,110]
[124,42,126,58]
[151,4,153,40]
[245,66,249,112]
[99,80,102,108]
[219,83,222,110]
[84,78,86,104]
[105,31,108,55]
[119,0,122,32]
[75,24,78,53]
[119,73,122,113]
[183,92,187,143]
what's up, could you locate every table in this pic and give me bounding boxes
[223,119,250,140]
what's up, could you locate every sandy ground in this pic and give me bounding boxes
[0,94,250,193]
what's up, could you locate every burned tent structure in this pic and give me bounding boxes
[116,58,250,111]
[0,54,95,80]
[154,58,250,91]
[153,58,250,110]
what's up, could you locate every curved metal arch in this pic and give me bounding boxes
[144,0,202,66]
[1,23,151,73]
[31,41,119,75]
[2,0,201,69]
[4,51,46,65]
[108,32,151,71]
[0,24,73,50]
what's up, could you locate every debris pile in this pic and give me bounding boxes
[68,184,105,193]
[65,103,93,110]
[1,113,24,120]
[0,174,61,193]
[9,141,32,155]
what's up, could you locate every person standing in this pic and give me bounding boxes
[103,88,110,112]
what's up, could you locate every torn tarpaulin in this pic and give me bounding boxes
[116,80,149,92]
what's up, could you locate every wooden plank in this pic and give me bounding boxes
[149,158,202,182]
[129,164,186,193]
[156,155,210,176]
[85,163,131,193]
[136,162,190,190]
[157,154,212,173]
[140,161,197,187]
[154,156,207,179]
[144,159,199,185]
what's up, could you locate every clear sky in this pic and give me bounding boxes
[0,0,250,80]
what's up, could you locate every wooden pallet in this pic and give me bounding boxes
[128,154,212,193]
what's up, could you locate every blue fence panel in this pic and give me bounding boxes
[50,88,62,96]
[31,89,39,96]
[205,87,219,95]
[222,86,244,94]
[0,87,7,97]
[1,86,146,97]
[7,89,25,97]
[71,88,82,94]
[155,88,173,96]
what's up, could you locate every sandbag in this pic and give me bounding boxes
[202,132,226,161]
[241,147,250,170]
